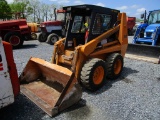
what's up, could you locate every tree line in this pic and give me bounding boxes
[0,0,61,23]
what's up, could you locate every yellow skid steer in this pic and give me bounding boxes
[19,4,128,117]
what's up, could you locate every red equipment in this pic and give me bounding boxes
[127,17,136,35]
[38,9,65,45]
[0,19,31,49]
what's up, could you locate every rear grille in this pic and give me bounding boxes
[146,32,152,37]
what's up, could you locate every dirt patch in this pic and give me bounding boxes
[120,77,133,83]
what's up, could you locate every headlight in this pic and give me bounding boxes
[152,32,156,40]
[40,24,45,27]
[144,32,146,37]
[42,25,45,27]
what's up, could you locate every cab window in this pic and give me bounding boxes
[71,16,83,33]
[71,16,90,33]
[92,14,112,34]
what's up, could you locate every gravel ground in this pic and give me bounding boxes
[0,39,160,120]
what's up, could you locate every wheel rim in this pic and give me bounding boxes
[93,66,104,85]
[51,36,58,43]
[114,59,122,75]
[31,33,37,39]
[9,35,20,46]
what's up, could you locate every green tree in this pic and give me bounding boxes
[0,0,11,20]
[28,0,40,22]
[9,0,32,19]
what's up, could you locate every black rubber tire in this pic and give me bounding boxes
[80,58,106,91]
[106,53,123,79]
[38,32,47,42]
[46,33,59,45]
[4,32,24,49]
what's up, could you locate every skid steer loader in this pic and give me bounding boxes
[19,4,128,117]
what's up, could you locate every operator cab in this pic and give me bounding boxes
[63,4,120,49]
[148,10,160,24]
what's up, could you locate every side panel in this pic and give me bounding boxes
[0,40,14,109]
[46,26,62,32]
[3,41,20,96]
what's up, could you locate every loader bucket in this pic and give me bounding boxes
[126,44,160,64]
[19,57,82,117]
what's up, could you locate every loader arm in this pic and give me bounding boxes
[81,13,128,56]
[81,25,120,56]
